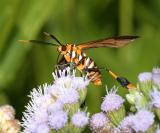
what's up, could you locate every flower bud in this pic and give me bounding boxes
[150,88,160,120]
[71,111,89,128]
[126,89,148,110]
[61,110,89,133]
[2,119,20,133]
[152,67,160,86]
[0,105,15,123]
[101,89,125,126]
[90,112,112,133]
[138,72,153,97]
[132,110,155,133]
[0,105,20,133]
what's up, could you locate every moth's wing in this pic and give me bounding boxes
[77,36,139,50]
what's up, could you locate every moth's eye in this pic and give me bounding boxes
[61,46,67,51]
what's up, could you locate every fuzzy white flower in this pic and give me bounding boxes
[120,115,135,132]
[28,85,53,110]
[58,88,80,104]
[52,67,89,91]
[90,112,109,132]
[132,110,155,132]
[71,111,89,128]
[22,108,48,133]
[48,110,68,130]
[72,77,90,90]
[22,85,52,132]
[47,101,63,113]
[152,67,160,85]
[150,88,160,108]
[138,72,152,82]
[101,89,124,112]
[47,68,89,105]
[35,123,49,133]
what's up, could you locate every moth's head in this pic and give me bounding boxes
[58,44,73,55]
[58,45,67,55]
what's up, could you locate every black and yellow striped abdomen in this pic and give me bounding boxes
[62,44,102,85]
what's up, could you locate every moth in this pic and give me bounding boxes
[19,32,138,89]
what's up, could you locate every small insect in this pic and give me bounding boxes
[19,32,138,89]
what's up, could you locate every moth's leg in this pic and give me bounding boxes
[55,63,70,70]
[55,62,77,74]
[54,62,74,77]
[69,61,77,74]
[105,68,136,90]
[73,70,86,82]
[82,67,88,76]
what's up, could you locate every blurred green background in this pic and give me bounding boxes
[0,0,160,119]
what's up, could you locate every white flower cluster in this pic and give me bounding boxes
[120,110,154,132]
[90,67,160,133]
[22,66,160,133]
[90,87,125,133]
[90,87,156,133]
[133,67,160,115]
[22,67,89,133]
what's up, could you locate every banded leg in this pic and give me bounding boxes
[107,69,136,90]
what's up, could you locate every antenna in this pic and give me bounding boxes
[18,40,58,47]
[43,32,62,46]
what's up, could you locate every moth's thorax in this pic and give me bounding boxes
[58,44,75,55]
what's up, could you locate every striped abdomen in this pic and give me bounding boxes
[63,44,102,85]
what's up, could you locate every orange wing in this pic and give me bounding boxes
[77,36,139,50]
